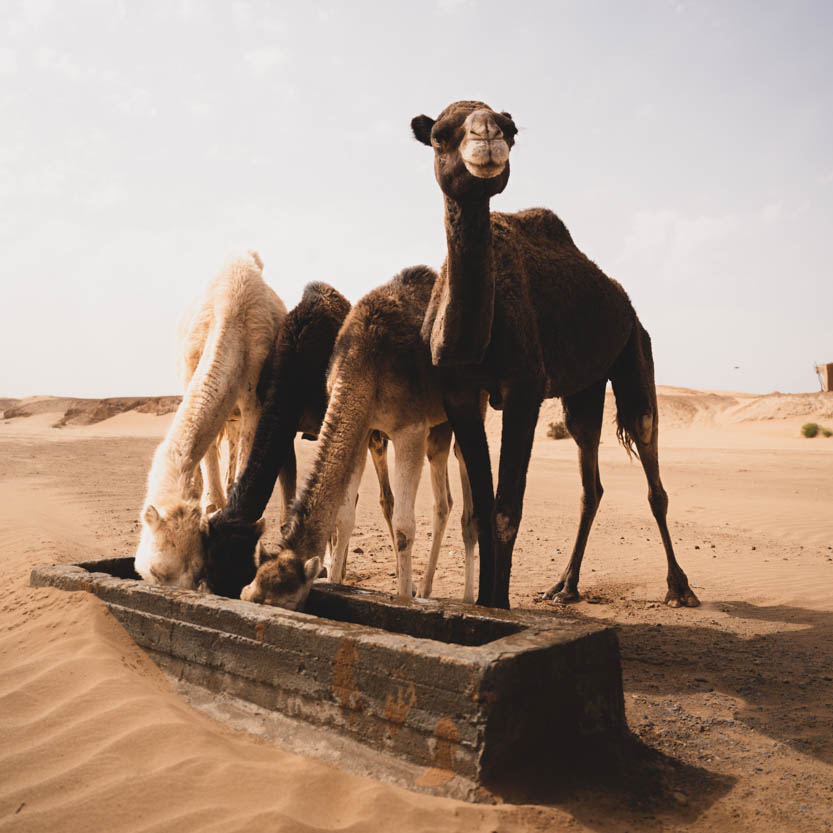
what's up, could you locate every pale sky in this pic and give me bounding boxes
[1,0,831,398]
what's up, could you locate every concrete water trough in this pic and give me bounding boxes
[30,557,626,801]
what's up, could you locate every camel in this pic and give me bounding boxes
[410,100,699,610]
[201,281,476,603]
[240,266,479,609]
[134,251,291,589]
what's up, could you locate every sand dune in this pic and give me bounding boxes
[1,387,832,832]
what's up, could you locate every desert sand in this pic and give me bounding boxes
[1,388,832,832]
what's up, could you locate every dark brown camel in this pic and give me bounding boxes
[411,99,699,610]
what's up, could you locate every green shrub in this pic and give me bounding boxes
[548,420,569,440]
[802,423,833,438]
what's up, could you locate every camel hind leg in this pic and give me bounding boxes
[390,426,428,598]
[368,430,397,558]
[418,423,453,599]
[542,379,606,602]
[610,322,699,608]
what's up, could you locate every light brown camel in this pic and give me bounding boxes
[411,100,699,610]
[240,266,480,609]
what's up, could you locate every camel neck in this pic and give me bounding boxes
[444,195,493,291]
[148,439,198,502]
[282,372,373,560]
[429,195,494,366]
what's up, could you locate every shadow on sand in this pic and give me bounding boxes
[489,730,734,830]
[490,597,833,829]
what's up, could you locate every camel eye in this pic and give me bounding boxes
[432,126,450,146]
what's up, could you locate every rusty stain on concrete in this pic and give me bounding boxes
[417,718,459,786]
[384,675,417,741]
[333,637,363,720]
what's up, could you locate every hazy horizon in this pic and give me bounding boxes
[2,0,831,399]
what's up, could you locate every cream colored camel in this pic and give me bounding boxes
[134,251,287,589]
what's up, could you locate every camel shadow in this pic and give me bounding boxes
[486,597,833,828]
[488,730,734,831]
[595,600,833,766]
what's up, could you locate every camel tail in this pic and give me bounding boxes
[248,250,264,271]
[609,319,657,460]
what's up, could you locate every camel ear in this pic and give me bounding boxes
[304,556,322,583]
[411,114,435,146]
[500,111,513,120]
[143,505,161,528]
[254,517,266,539]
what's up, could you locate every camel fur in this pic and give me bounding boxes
[134,251,287,589]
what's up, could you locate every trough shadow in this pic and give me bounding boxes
[488,730,734,830]
[533,598,833,767]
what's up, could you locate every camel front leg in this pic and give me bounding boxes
[277,441,297,526]
[235,393,261,477]
[491,382,543,609]
[419,423,453,599]
[328,451,367,585]
[390,426,428,598]
[223,410,242,494]
[443,384,494,607]
[200,439,226,512]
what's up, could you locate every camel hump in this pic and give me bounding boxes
[393,265,438,293]
[506,208,575,246]
[300,281,351,313]
[247,250,264,271]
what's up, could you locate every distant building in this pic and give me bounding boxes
[816,363,833,391]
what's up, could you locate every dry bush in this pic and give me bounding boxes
[548,421,569,440]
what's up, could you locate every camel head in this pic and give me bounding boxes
[198,511,265,598]
[240,548,322,610]
[134,501,205,589]
[411,100,516,202]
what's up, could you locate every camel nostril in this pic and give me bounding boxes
[468,112,503,140]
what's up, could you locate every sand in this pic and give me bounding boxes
[1,388,832,832]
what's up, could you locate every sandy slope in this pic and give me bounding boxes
[1,389,832,832]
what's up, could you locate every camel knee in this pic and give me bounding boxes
[582,481,603,515]
[638,412,654,445]
[495,506,520,545]
[648,486,668,518]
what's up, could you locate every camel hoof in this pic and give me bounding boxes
[542,583,580,603]
[665,588,701,608]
